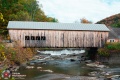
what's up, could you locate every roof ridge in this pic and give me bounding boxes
[9,21,105,25]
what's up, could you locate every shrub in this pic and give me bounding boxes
[98,48,109,57]
[106,43,120,50]
[98,42,120,57]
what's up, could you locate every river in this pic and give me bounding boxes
[17,49,120,80]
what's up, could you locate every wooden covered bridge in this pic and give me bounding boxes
[7,21,109,48]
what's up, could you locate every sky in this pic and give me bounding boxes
[37,0,120,23]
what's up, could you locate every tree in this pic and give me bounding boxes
[0,12,4,22]
[9,11,31,21]
[0,0,58,34]
[111,21,120,28]
[80,18,92,23]
[19,0,39,21]
[0,12,5,28]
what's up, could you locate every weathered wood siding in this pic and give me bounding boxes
[8,30,109,48]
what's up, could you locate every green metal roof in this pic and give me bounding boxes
[7,21,110,31]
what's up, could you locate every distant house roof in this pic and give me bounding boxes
[7,21,110,31]
[108,27,120,39]
[112,28,120,35]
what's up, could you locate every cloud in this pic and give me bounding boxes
[37,0,120,23]
[100,0,120,5]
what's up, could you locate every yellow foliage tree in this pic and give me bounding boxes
[0,12,4,22]
[80,18,92,23]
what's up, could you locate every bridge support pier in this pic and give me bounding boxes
[87,47,98,61]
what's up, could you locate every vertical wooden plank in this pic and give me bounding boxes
[74,31,76,47]
[93,32,96,47]
[58,31,60,47]
[54,31,57,47]
[53,31,56,47]
[50,31,52,47]
[73,31,75,47]
[83,31,85,47]
[45,30,48,47]
[66,31,68,47]
[63,31,65,47]
[59,31,61,47]
[62,31,64,47]
[56,31,58,47]
[86,31,88,47]
[79,32,81,47]
[78,31,80,47]
[69,31,71,47]
[48,30,51,47]
[91,32,94,47]
[71,31,73,47]
[59,31,62,47]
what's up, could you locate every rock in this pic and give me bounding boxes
[65,77,70,79]
[111,75,120,80]
[86,63,98,67]
[61,53,66,55]
[97,65,106,68]
[37,67,42,69]
[51,56,62,60]
[7,65,20,72]
[29,62,35,65]
[78,56,88,62]
[37,50,41,53]
[26,66,34,69]
[72,53,77,56]
[14,66,20,71]
[106,77,112,80]
[88,71,98,76]
[33,55,40,59]
[86,62,107,68]
[40,69,53,73]
[85,60,92,63]
[70,59,76,62]
[30,59,46,64]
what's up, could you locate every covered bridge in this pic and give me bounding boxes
[7,21,109,48]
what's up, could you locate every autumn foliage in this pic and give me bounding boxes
[0,0,58,34]
[97,13,120,27]
[80,18,92,23]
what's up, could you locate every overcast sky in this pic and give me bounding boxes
[37,0,120,23]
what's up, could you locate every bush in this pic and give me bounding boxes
[0,41,34,65]
[98,43,120,57]
[106,43,120,50]
[98,48,109,57]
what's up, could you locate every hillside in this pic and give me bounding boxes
[0,0,58,35]
[96,13,120,27]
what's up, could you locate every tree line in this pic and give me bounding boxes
[0,0,58,34]
[97,13,120,27]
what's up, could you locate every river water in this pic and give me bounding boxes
[18,49,120,80]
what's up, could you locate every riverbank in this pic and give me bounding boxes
[97,52,120,64]
[0,38,35,80]
[97,43,120,64]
